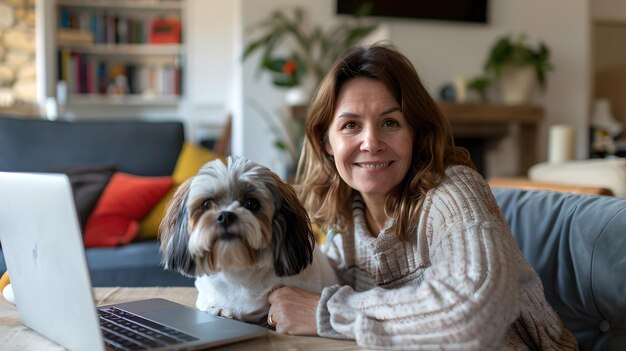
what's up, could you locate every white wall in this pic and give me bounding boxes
[183,0,236,143]
[233,0,592,177]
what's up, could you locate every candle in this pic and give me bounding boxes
[548,125,576,164]
[454,76,468,103]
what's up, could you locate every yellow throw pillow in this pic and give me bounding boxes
[137,143,224,239]
[136,187,176,240]
[171,142,224,183]
[312,223,326,244]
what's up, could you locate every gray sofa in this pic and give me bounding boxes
[0,116,193,287]
[492,188,625,351]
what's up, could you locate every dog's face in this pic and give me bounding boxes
[159,156,314,278]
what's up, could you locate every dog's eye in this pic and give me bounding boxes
[201,199,211,211]
[243,198,260,212]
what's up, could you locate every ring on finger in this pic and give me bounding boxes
[268,313,276,327]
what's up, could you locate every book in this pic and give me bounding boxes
[149,17,181,44]
[57,29,94,45]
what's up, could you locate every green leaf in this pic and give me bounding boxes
[262,57,287,72]
[354,2,373,17]
[468,76,490,90]
[275,140,287,150]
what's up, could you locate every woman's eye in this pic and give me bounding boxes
[343,121,357,130]
[383,119,398,128]
[243,198,260,211]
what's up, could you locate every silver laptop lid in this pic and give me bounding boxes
[0,172,105,351]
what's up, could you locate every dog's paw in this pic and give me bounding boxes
[215,308,234,319]
[205,306,236,319]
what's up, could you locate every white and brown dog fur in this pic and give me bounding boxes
[159,156,338,324]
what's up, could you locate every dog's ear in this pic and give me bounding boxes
[159,178,196,277]
[270,174,315,277]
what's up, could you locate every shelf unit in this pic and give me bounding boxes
[57,43,183,56]
[53,0,185,107]
[57,0,183,10]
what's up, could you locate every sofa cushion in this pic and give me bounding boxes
[85,241,194,287]
[58,164,116,230]
[137,143,223,239]
[492,188,626,351]
[84,172,173,247]
[0,117,184,176]
[528,158,626,197]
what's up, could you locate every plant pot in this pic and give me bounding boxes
[285,86,309,106]
[284,72,317,106]
[499,65,537,105]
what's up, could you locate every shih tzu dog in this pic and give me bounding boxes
[159,156,339,324]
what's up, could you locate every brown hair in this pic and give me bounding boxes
[295,44,473,240]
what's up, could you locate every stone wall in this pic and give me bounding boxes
[0,0,37,116]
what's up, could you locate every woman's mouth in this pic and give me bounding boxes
[356,161,392,170]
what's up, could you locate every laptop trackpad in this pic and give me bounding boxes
[143,307,218,328]
[143,307,266,339]
[113,298,218,326]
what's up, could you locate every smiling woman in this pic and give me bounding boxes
[324,78,413,233]
[264,44,578,350]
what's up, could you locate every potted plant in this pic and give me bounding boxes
[478,34,553,104]
[242,5,379,105]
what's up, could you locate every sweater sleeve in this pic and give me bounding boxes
[316,169,521,349]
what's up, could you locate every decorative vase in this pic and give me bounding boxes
[285,86,309,106]
[499,65,537,105]
[284,72,317,106]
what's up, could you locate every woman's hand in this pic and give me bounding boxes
[267,285,320,335]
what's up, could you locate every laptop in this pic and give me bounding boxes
[0,172,268,351]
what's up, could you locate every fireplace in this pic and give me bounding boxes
[455,137,487,176]
[440,103,544,178]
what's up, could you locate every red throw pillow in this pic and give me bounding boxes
[83,172,173,247]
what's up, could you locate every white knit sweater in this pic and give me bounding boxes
[316,166,577,350]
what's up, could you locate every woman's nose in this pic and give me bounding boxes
[360,127,385,153]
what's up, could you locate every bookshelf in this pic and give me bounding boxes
[54,0,184,107]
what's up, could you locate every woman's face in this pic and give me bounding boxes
[325,78,414,199]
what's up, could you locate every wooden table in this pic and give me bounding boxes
[0,287,369,351]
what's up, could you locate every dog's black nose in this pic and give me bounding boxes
[216,211,237,227]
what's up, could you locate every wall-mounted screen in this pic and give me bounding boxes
[337,0,489,24]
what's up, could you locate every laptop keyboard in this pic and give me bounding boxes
[98,306,199,350]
